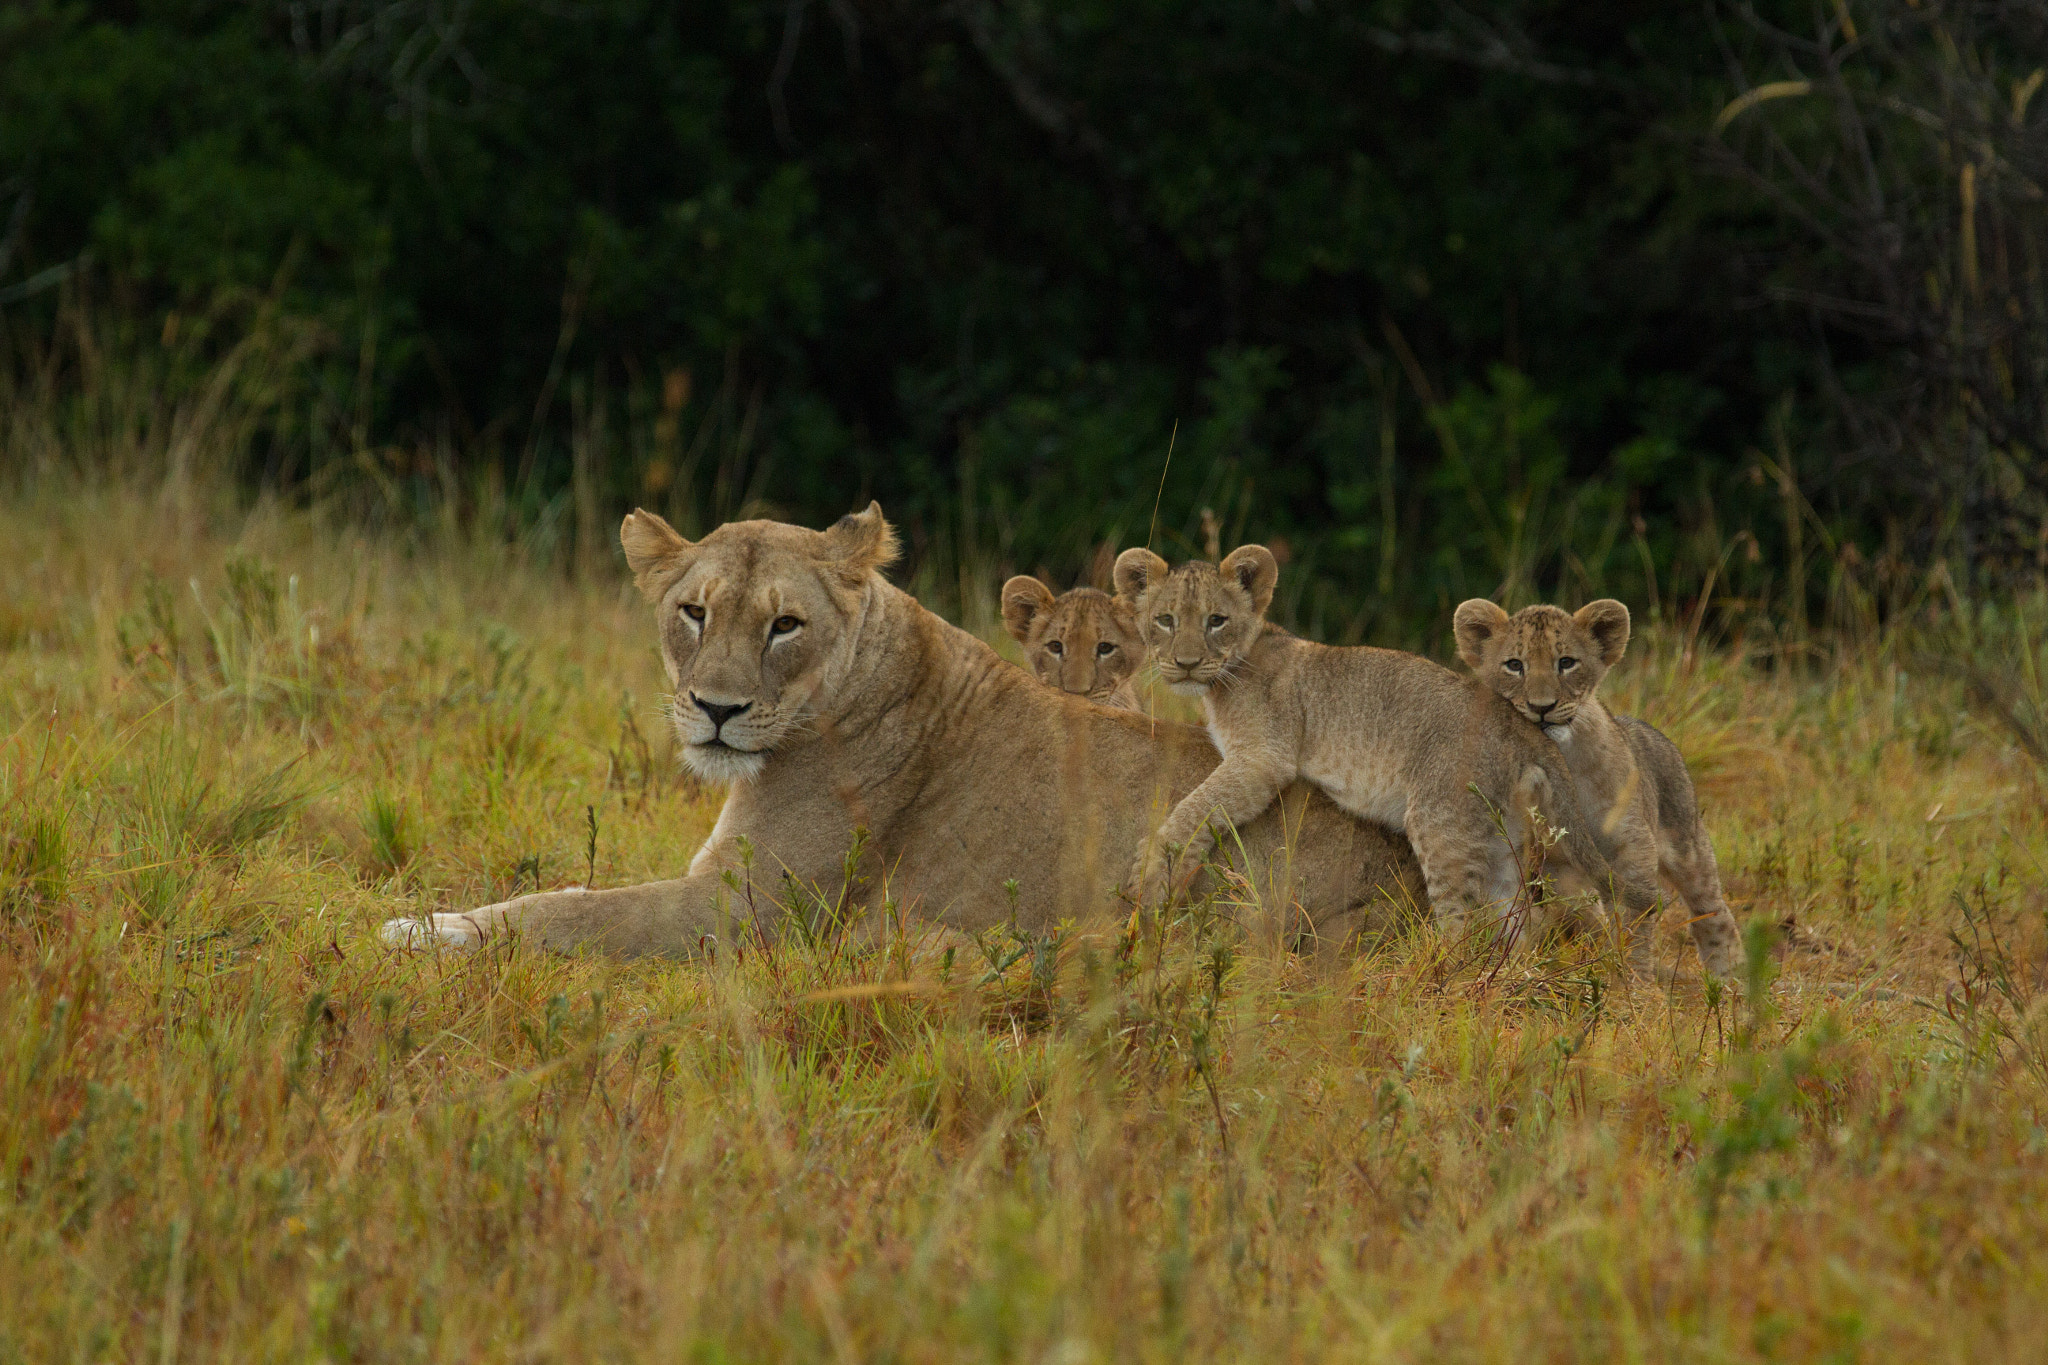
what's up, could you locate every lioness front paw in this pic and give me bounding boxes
[379,910,494,951]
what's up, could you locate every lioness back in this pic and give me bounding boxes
[1000,576,1145,709]
[1451,598,1741,978]
[1113,546,1657,945]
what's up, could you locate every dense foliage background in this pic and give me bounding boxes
[5,0,2046,639]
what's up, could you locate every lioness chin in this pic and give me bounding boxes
[1452,598,1742,979]
[382,506,1424,957]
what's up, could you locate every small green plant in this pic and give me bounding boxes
[361,790,414,875]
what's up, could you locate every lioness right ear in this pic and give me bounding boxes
[1220,544,1279,616]
[1113,548,1170,604]
[1453,599,1510,670]
[821,500,902,582]
[1575,599,1632,667]
[620,509,693,600]
[1000,576,1056,644]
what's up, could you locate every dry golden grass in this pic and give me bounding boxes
[2,473,2045,1362]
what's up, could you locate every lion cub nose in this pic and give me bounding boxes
[1172,657,1203,671]
[1529,699,1557,717]
[691,695,752,731]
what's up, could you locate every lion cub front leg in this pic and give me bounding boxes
[1136,757,1291,906]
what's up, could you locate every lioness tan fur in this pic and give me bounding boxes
[1001,577,1145,710]
[1113,546,1661,944]
[382,505,1423,956]
[1452,598,1742,978]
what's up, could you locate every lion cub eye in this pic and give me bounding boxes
[1096,641,1116,657]
[1503,659,1525,674]
[1155,615,1175,629]
[1557,656,1578,671]
[1045,640,1064,656]
[1207,614,1229,630]
[770,615,803,636]
[681,603,706,623]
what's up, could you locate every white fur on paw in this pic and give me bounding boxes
[380,912,486,951]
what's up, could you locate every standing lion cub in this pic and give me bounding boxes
[1452,598,1742,978]
[1114,546,1660,943]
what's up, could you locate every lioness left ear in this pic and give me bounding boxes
[1574,599,1631,666]
[1452,599,1510,670]
[620,509,693,601]
[821,501,901,581]
[1220,544,1278,616]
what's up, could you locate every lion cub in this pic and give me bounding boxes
[1453,599,1742,978]
[1114,546,1660,941]
[1001,577,1145,710]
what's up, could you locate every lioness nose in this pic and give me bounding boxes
[692,695,751,730]
[1173,658,1202,671]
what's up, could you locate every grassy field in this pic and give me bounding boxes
[2,474,2045,1362]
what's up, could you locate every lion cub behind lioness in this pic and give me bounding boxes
[1114,546,1660,942]
[1452,599,1742,978]
[1001,577,1145,709]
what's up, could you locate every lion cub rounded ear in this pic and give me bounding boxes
[1452,599,1511,669]
[1113,548,1170,604]
[1575,599,1631,666]
[1220,544,1278,616]
[821,500,901,579]
[1000,576,1056,643]
[620,508,692,599]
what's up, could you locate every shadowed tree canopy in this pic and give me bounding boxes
[4,0,2044,638]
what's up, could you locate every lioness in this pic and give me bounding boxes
[1000,576,1145,710]
[383,505,1423,956]
[1113,546,1661,944]
[1452,598,1742,978]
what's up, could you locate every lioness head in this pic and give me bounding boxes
[1112,545,1277,695]
[1000,577,1143,703]
[1452,598,1631,727]
[620,503,900,782]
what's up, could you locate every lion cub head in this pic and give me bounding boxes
[1452,598,1631,727]
[1112,545,1277,695]
[1001,577,1143,705]
[620,502,900,783]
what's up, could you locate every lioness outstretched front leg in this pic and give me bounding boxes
[1135,755,1291,906]
[381,870,752,958]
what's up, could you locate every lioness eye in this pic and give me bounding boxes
[770,615,802,635]
[1046,640,1064,656]
[1504,659,1524,674]
[681,603,706,623]
[1096,642,1115,657]
[1155,615,1174,629]
[1207,614,1228,630]
[1557,656,1578,671]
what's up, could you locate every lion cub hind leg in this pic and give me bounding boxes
[1625,717,1742,980]
[1660,821,1741,980]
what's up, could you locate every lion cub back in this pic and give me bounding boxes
[1000,576,1146,709]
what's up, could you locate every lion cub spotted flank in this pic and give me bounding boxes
[1452,599,1742,979]
[1001,577,1145,710]
[1114,546,1662,942]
